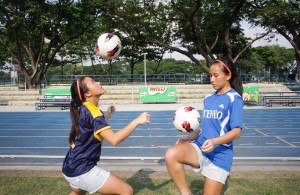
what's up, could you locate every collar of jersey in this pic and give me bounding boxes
[83,101,103,118]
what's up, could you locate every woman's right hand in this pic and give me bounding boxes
[175,129,201,145]
[176,136,191,145]
[135,112,151,125]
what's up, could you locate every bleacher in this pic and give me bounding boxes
[0,83,299,108]
[260,92,300,107]
[242,86,300,107]
[35,88,71,110]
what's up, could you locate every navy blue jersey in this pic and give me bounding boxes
[194,89,243,172]
[62,102,111,177]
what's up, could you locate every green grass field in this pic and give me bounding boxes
[1,170,300,195]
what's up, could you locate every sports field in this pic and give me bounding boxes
[1,169,300,195]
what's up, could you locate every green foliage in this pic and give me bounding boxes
[0,71,9,76]
[1,0,298,86]
[249,0,300,79]
[45,45,294,76]
[252,46,294,73]
[45,58,205,77]
[0,0,105,88]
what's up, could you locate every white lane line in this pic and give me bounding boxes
[0,135,181,138]
[235,146,297,148]
[0,146,171,149]
[283,125,295,127]
[266,142,279,145]
[254,129,268,136]
[0,145,298,149]
[0,147,68,149]
[276,136,296,147]
[0,136,67,138]
[0,129,69,131]
[1,155,300,161]
[249,128,300,129]
[243,133,256,135]
[0,155,164,160]
[239,143,253,146]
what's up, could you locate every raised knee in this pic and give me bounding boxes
[165,146,178,163]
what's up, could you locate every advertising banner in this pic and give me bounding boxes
[43,88,71,99]
[139,87,176,103]
[243,86,259,103]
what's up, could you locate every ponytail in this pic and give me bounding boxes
[68,77,87,145]
[212,58,243,96]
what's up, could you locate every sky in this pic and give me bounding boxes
[163,21,292,61]
[241,21,291,48]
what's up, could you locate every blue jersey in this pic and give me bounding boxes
[194,89,243,172]
[62,102,111,177]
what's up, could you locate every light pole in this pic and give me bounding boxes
[142,53,148,85]
[9,57,16,84]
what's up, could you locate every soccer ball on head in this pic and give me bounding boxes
[173,106,201,133]
[96,33,122,60]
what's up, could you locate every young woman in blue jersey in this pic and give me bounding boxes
[62,76,150,195]
[165,58,243,195]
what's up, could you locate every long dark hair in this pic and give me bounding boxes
[69,76,88,145]
[211,58,243,96]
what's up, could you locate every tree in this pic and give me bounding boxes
[99,0,268,73]
[98,2,171,82]
[239,45,295,74]
[0,0,102,88]
[250,0,300,79]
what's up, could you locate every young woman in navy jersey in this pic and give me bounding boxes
[62,76,150,195]
[165,58,243,195]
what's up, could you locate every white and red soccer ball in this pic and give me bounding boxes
[96,33,122,60]
[173,106,201,133]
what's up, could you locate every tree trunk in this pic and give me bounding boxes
[91,60,96,75]
[130,59,134,83]
[296,50,300,80]
[108,60,113,84]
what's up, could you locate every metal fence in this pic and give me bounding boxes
[0,73,295,87]
[44,74,211,85]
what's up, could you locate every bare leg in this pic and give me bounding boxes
[96,173,133,195]
[203,177,224,195]
[69,188,86,195]
[165,143,200,195]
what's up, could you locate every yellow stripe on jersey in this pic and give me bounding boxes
[83,102,103,118]
[71,142,75,149]
[94,126,111,142]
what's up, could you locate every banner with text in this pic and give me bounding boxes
[138,87,176,103]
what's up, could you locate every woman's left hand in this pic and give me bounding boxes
[201,139,216,153]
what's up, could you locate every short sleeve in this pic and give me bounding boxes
[230,98,243,129]
[93,116,111,142]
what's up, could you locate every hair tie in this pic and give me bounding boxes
[77,80,83,102]
[215,60,232,75]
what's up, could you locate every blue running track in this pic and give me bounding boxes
[0,108,299,170]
